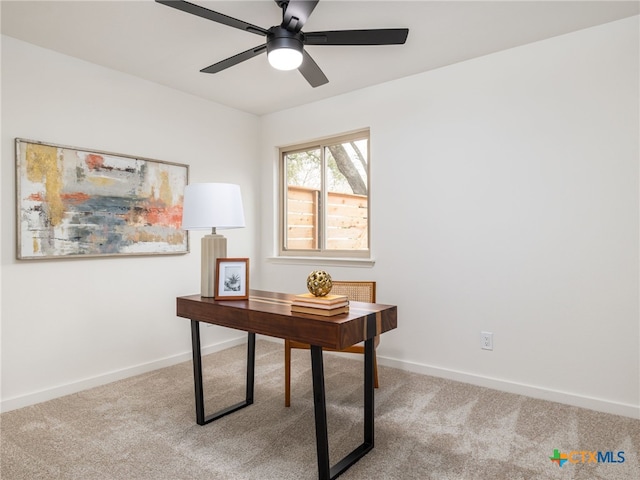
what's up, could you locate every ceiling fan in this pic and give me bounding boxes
[156,0,409,87]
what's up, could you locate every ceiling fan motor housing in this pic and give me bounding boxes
[267,26,304,55]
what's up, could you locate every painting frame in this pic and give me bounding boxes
[215,258,249,300]
[15,138,189,259]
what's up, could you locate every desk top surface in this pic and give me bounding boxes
[177,289,397,350]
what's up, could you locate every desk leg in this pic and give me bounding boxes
[310,346,330,479]
[310,336,375,480]
[190,320,255,426]
[364,336,374,447]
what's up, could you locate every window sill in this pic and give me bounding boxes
[267,256,375,268]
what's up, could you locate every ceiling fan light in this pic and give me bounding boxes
[268,48,303,70]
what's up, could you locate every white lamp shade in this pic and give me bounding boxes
[268,48,303,71]
[182,183,245,230]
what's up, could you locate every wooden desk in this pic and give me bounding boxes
[177,289,397,480]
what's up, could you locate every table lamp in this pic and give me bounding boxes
[182,183,245,297]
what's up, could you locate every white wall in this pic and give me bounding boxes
[1,36,258,411]
[258,17,640,418]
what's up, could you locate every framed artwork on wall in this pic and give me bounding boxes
[15,138,189,259]
[215,258,249,300]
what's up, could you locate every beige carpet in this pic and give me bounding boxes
[1,340,638,479]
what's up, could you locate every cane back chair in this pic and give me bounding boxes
[284,281,379,407]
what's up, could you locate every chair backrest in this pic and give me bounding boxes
[331,281,376,303]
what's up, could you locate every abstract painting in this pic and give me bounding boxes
[16,139,189,259]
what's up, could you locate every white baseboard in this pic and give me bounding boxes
[377,356,639,420]
[3,337,638,420]
[259,336,639,418]
[0,337,247,413]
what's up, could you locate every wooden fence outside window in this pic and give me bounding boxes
[286,186,368,250]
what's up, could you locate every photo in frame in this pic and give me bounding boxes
[15,138,189,259]
[215,258,249,300]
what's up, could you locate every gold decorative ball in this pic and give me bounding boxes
[306,270,333,297]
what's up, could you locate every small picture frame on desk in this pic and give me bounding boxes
[215,258,249,300]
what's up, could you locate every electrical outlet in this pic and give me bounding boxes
[481,331,493,350]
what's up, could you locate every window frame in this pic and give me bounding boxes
[278,129,371,260]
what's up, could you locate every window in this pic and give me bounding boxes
[280,130,370,258]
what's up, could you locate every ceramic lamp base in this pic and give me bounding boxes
[201,233,227,297]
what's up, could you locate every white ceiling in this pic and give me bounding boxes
[2,1,638,116]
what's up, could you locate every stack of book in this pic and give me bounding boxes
[290,293,349,316]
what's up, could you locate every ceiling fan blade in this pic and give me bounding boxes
[298,50,328,88]
[156,0,269,36]
[304,28,409,46]
[282,0,319,33]
[200,44,268,74]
